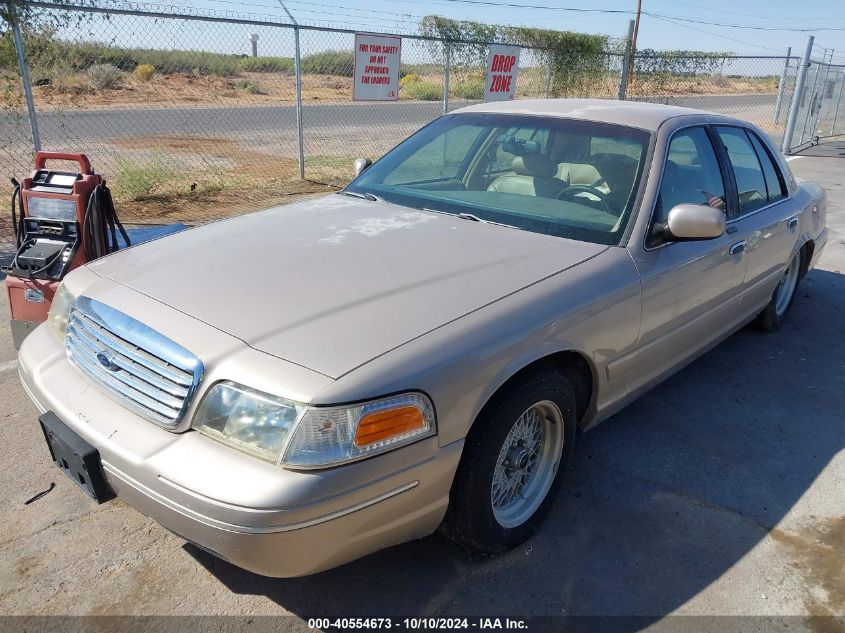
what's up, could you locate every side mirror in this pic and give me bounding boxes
[666,203,726,240]
[354,158,372,177]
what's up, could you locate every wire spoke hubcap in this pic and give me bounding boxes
[491,400,564,528]
[775,253,800,317]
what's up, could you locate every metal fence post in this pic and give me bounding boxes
[831,69,845,136]
[773,47,791,123]
[292,27,304,179]
[544,54,553,99]
[618,19,635,100]
[782,36,814,154]
[279,1,304,179]
[443,42,450,114]
[9,2,41,152]
[799,47,827,144]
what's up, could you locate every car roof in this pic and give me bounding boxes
[451,98,714,132]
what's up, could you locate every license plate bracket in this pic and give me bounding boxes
[39,411,113,503]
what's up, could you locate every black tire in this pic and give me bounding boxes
[440,367,577,554]
[756,250,802,332]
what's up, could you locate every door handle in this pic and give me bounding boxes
[787,216,799,229]
[729,240,747,256]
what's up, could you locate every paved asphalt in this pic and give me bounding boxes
[0,149,840,628]
[6,95,776,141]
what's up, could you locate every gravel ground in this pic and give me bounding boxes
[0,153,842,629]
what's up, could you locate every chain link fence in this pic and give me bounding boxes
[0,1,827,256]
[629,54,796,146]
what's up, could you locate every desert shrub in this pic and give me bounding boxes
[452,77,484,100]
[86,63,122,89]
[69,43,137,70]
[60,43,243,76]
[237,56,294,73]
[133,64,155,81]
[402,80,441,101]
[301,50,355,77]
[139,50,241,76]
[236,79,268,95]
[113,159,175,201]
[708,73,729,88]
[400,73,421,88]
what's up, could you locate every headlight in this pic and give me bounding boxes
[193,382,435,468]
[193,382,305,462]
[47,283,76,342]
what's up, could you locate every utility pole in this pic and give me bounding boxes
[631,0,642,57]
[627,0,643,91]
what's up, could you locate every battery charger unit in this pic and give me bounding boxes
[4,152,128,348]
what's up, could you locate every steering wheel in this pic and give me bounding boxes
[557,184,614,215]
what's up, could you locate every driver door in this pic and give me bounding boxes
[625,125,748,394]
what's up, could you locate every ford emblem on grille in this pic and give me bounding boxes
[96,351,120,372]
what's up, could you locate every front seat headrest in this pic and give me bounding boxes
[512,155,556,179]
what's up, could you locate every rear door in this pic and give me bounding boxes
[713,126,799,319]
[626,125,748,393]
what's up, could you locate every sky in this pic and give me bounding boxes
[161,0,845,58]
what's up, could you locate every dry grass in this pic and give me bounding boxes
[30,72,356,110]
[23,68,781,111]
[628,73,780,97]
[96,135,344,225]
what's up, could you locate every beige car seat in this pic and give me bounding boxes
[487,155,565,198]
[556,162,603,187]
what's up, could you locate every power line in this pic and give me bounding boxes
[286,0,427,20]
[650,14,783,53]
[381,0,845,32]
[195,0,421,29]
[386,0,636,15]
[654,0,843,21]
[647,13,845,32]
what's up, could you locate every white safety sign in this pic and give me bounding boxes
[484,44,520,102]
[353,33,402,101]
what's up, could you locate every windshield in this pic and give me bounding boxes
[346,113,652,245]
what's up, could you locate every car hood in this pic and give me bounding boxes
[89,195,606,378]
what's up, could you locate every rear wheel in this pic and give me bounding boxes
[441,368,576,554]
[756,250,802,332]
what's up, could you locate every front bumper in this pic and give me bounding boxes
[18,325,462,577]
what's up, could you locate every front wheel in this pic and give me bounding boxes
[440,368,577,554]
[756,250,802,332]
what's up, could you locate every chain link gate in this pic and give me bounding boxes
[781,38,845,153]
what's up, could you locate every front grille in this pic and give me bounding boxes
[66,297,204,428]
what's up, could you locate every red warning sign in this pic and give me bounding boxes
[353,33,402,101]
[484,45,520,102]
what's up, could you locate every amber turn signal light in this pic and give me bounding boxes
[354,405,426,447]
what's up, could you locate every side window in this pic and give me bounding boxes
[652,127,726,243]
[748,132,787,203]
[715,126,769,215]
[384,124,484,185]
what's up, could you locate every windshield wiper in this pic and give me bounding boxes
[456,212,523,231]
[339,190,379,202]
